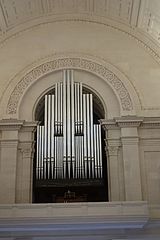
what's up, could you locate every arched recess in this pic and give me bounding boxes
[17,68,121,203]
[33,69,110,203]
[1,56,140,203]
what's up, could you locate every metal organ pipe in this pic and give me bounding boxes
[44,95,48,179]
[71,70,75,178]
[83,94,87,178]
[36,126,39,179]
[51,95,55,179]
[36,70,103,181]
[63,70,67,179]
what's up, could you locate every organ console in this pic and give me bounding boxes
[36,69,103,182]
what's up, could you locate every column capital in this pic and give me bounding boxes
[18,141,34,158]
[104,138,121,156]
[107,145,120,156]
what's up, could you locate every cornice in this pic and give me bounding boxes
[0,119,24,130]
[101,117,160,130]
[20,121,39,132]
[101,117,144,129]
[140,118,160,129]
[100,119,120,130]
[115,117,143,128]
[0,119,38,131]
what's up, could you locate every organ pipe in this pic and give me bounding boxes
[36,69,103,180]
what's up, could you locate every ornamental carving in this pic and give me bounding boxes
[107,146,119,156]
[7,58,133,114]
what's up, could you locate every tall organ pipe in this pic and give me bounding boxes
[36,70,103,180]
[51,95,55,179]
[71,70,75,178]
[63,70,67,178]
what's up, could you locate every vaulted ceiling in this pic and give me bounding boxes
[0,0,160,51]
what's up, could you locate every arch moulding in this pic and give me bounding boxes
[6,56,136,117]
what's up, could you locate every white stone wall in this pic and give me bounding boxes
[0,5,160,224]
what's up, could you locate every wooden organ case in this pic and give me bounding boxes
[33,70,108,203]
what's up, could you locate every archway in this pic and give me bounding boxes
[33,69,108,203]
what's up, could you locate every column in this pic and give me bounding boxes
[101,119,122,201]
[117,118,143,201]
[16,142,34,203]
[16,121,37,203]
[106,143,120,201]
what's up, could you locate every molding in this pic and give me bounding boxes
[140,119,160,129]
[115,117,143,128]
[20,121,38,132]
[100,119,120,130]
[6,57,133,115]
[121,137,139,145]
[101,117,160,130]
[0,140,18,148]
[101,117,143,129]
[140,139,160,147]
[0,120,38,132]
[0,202,148,231]
[0,119,24,130]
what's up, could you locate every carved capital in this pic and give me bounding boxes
[19,142,34,158]
[107,146,119,156]
[104,138,121,156]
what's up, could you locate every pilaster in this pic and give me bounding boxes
[101,117,143,202]
[116,117,143,201]
[0,120,23,204]
[16,121,37,203]
[16,142,34,203]
[106,143,121,201]
[0,120,37,204]
[101,119,122,201]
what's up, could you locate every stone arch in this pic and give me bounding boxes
[5,55,139,120]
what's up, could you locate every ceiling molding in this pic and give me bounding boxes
[0,0,160,64]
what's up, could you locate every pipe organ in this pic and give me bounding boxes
[36,69,103,181]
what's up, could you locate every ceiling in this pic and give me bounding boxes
[0,0,160,48]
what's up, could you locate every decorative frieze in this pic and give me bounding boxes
[7,58,133,115]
